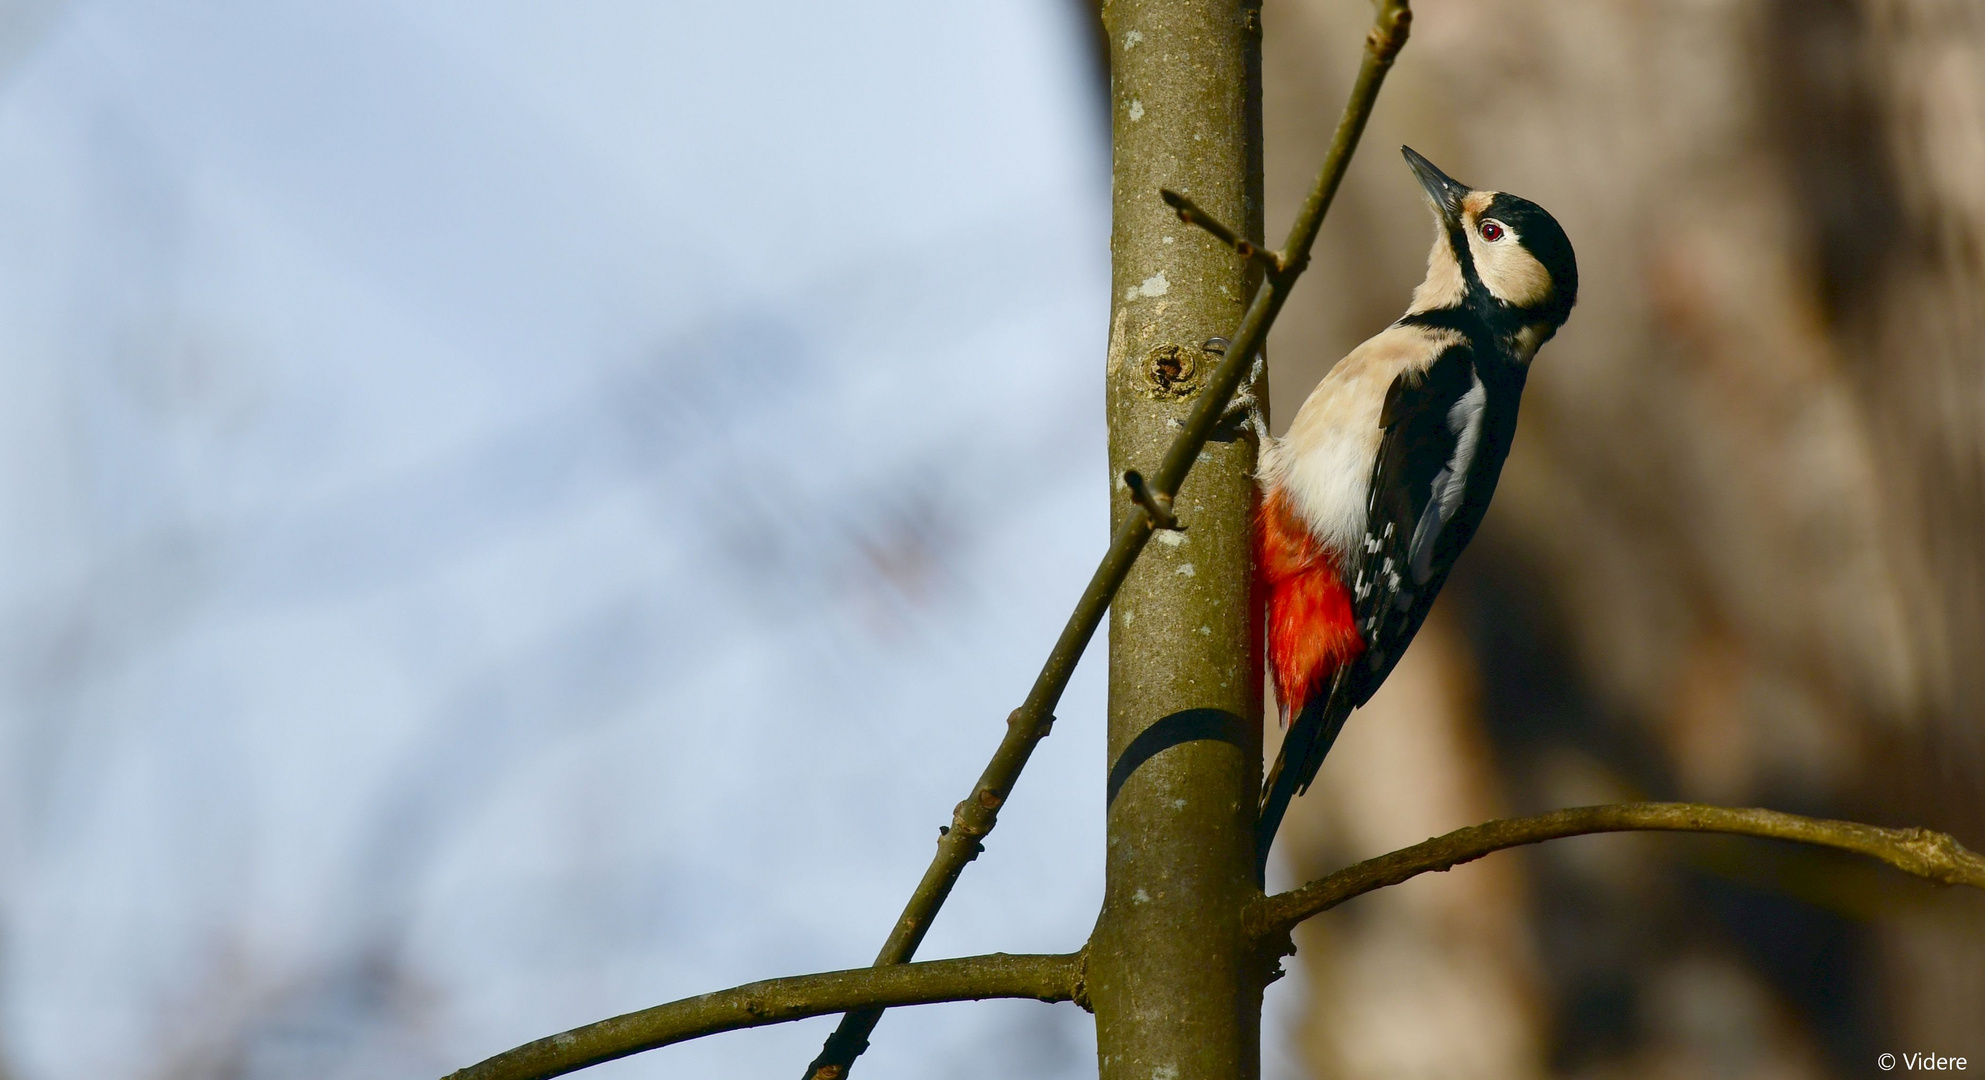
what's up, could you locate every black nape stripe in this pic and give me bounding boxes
[1396,307,1478,335]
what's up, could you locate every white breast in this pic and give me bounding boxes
[1258,323,1459,557]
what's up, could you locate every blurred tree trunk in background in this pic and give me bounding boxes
[1258,0,1985,1076]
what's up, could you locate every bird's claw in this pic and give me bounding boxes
[1212,345,1270,445]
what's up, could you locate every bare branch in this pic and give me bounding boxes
[802,3,1413,1075]
[1138,0,1410,516]
[445,952,1085,1080]
[1254,802,1985,937]
[1121,470,1179,531]
[1159,188,1283,274]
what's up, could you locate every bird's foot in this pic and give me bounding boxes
[1210,340,1270,445]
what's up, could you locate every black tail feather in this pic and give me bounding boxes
[1255,670,1355,880]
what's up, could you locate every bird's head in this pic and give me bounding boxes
[1401,145,1577,359]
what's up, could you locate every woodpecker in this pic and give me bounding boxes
[1252,146,1577,871]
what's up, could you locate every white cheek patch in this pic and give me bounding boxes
[1470,230,1553,308]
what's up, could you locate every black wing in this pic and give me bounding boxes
[1344,342,1490,706]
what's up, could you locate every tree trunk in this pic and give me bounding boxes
[1088,2,1266,1079]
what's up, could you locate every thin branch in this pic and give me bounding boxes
[1135,0,1407,525]
[1121,470,1179,531]
[801,3,1413,1075]
[1160,188,1283,273]
[1254,803,1985,937]
[445,952,1085,1080]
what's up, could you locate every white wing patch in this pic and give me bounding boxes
[1407,371,1486,584]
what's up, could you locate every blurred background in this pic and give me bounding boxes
[0,1,1979,1079]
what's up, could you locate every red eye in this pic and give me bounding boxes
[1479,220,1505,242]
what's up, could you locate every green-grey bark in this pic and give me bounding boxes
[1088,3,1267,1079]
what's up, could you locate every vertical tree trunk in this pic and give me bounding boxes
[1089,2,1265,1078]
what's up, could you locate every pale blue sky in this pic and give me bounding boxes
[0,2,1128,1076]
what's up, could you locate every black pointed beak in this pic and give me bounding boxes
[1402,145,1468,226]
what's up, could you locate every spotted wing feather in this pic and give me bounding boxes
[1344,344,1482,706]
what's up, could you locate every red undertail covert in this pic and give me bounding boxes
[1257,489,1363,721]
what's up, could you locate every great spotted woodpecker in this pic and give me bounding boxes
[1252,147,1578,871]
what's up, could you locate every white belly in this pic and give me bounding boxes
[1258,323,1458,557]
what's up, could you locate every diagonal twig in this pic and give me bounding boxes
[444,952,1085,1080]
[800,3,1413,1077]
[1252,802,1985,939]
[1160,188,1284,274]
[1121,469,1180,530]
